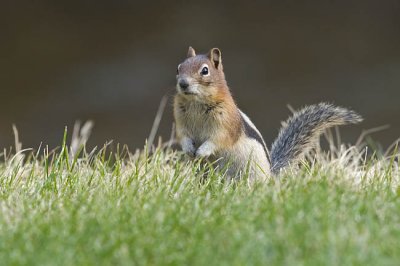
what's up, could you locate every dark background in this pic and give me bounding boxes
[1,1,399,151]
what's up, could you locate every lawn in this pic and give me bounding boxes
[0,132,399,265]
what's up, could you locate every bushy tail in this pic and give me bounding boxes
[270,103,362,174]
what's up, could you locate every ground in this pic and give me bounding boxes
[0,137,399,265]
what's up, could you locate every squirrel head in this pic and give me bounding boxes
[176,47,227,100]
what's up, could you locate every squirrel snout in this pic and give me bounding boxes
[178,79,189,91]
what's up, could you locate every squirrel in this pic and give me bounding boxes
[173,47,362,180]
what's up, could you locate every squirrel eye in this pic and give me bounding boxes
[200,66,209,76]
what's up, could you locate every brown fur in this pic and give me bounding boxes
[174,86,242,150]
[174,47,362,180]
[174,47,242,151]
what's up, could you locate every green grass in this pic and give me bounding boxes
[0,136,399,266]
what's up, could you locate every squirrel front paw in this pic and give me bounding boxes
[181,137,196,157]
[195,141,216,158]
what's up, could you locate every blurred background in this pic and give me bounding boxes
[1,0,399,151]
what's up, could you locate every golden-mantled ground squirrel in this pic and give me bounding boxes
[174,47,362,180]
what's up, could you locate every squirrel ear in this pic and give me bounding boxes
[208,48,222,68]
[187,46,196,58]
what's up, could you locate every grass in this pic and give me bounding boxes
[0,129,399,266]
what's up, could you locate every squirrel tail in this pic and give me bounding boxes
[270,103,362,174]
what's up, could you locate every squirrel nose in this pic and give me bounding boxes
[179,79,189,90]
